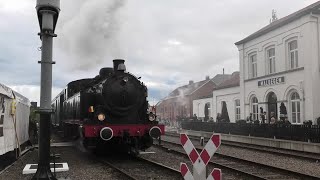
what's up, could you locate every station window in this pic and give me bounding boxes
[235,99,240,120]
[249,53,257,78]
[266,47,276,74]
[288,40,298,69]
[251,97,259,121]
[290,92,301,124]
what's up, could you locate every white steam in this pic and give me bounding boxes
[57,0,126,70]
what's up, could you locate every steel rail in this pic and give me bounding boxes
[96,155,182,180]
[159,138,320,180]
[154,143,266,180]
[135,156,182,174]
[97,159,138,180]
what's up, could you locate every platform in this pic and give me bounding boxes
[172,129,320,154]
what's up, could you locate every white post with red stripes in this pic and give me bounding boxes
[180,133,221,180]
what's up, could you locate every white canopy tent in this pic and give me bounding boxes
[0,83,30,155]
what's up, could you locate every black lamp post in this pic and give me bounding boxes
[32,0,60,179]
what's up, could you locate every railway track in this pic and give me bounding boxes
[97,155,182,180]
[165,132,320,162]
[159,135,320,180]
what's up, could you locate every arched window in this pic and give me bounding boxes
[204,103,211,119]
[290,92,301,124]
[251,97,259,121]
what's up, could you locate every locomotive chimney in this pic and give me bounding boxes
[113,59,125,72]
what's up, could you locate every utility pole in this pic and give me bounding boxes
[32,0,60,179]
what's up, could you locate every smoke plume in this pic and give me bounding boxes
[56,0,126,70]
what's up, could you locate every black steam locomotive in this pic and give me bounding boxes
[51,59,164,153]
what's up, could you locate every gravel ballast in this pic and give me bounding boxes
[0,146,128,180]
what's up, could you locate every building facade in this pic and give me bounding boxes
[157,74,230,122]
[192,96,212,120]
[193,72,240,122]
[235,2,320,124]
[212,72,240,123]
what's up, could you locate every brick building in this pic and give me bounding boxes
[156,74,231,122]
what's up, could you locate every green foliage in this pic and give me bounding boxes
[303,120,313,125]
[236,119,246,124]
[317,117,320,125]
[220,101,230,122]
[29,108,39,123]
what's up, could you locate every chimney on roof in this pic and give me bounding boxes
[205,76,210,80]
[189,80,194,85]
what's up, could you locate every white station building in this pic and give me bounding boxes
[235,2,320,124]
[193,2,320,124]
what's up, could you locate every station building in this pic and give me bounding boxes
[235,2,320,124]
[192,2,320,124]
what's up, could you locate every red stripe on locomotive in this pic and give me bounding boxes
[84,124,165,137]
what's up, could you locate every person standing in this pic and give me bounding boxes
[261,111,266,124]
[270,112,276,124]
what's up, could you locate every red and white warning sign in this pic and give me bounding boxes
[180,133,221,180]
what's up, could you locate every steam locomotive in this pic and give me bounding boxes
[51,59,164,153]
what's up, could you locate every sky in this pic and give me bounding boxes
[0,0,318,105]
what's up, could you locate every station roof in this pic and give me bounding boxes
[213,71,240,90]
[166,74,231,99]
[235,1,320,45]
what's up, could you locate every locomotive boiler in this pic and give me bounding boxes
[52,59,164,153]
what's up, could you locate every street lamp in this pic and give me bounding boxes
[32,0,60,179]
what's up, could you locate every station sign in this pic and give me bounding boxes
[258,76,285,87]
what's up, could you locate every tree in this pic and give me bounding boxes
[204,103,209,121]
[221,101,230,122]
[279,102,287,121]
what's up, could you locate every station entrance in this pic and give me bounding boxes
[267,92,277,122]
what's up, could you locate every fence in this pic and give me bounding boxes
[181,121,320,143]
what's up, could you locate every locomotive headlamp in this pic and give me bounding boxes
[149,113,156,121]
[98,113,106,121]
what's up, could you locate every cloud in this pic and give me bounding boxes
[1,0,319,103]
[9,85,62,104]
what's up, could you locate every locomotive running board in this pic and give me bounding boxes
[22,163,69,174]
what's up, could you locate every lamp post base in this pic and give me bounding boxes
[31,166,57,180]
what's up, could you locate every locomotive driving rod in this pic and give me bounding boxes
[32,1,60,179]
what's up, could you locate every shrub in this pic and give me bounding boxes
[303,120,313,125]
[236,119,246,124]
[317,117,320,125]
